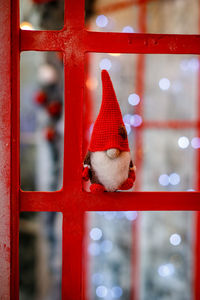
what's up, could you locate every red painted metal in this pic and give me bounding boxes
[21,30,200,54]
[0,1,11,298]
[0,0,198,298]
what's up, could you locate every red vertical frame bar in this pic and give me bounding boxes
[62,0,85,298]
[0,0,11,298]
[11,0,20,298]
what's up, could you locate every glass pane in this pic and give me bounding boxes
[20,51,64,191]
[141,129,196,191]
[19,212,62,300]
[85,0,199,34]
[85,211,195,300]
[144,55,198,121]
[20,0,64,31]
[84,53,199,192]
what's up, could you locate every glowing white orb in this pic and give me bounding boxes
[130,114,142,127]
[96,15,108,28]
[170,233,181,246]
[169,173,180,185]
[178,136,189,149]
[191,137,200,149]
[96,286,108,298]
[159,78,171,90]
[158,263,175,277]
[90,228,102,241]
[158,174,169,186]
[99,58,112,70]
[128,93,140,106]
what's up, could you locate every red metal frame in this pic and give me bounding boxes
[0,0,199,299]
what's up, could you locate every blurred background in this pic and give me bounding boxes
[20,0,200,299]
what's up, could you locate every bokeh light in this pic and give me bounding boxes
[100,240,113,253]
[20,21,34,30]
[99,58,112,71]
[122,26,134,33]
[125,123,131,135]
[130,114,142,127]
[96,285,108,298]
[191,137,200,149]
[158,174,169,186]
[96,15,108,28]
[159,78,171,90]
[170,233,182,246]
[128,93,140,106]
[158,263,175,277]
[88,243,101,256]
[86,77,98,90]
[169,173,180,185]
[90,227,103,241]
[92,273,104,285]
[178,136,189,149]
[125,211,137,221]
[111,286,123,298]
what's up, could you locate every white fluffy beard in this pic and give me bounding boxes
[90,151,130,192]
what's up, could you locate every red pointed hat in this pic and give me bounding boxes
[89,70,130,152]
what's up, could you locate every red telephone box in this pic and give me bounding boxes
[0,0,200,299]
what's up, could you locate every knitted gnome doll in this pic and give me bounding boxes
[83,70,136,193]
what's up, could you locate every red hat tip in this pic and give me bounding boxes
[101,69,110,80]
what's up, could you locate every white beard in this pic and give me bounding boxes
[90,151,130,192]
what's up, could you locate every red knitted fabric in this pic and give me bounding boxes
[89,70,130,152]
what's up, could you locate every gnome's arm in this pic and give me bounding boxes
[129,160,136,182]
[82,151,91,181]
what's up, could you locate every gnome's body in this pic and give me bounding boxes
[83,70,136,193]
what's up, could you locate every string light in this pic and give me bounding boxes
[123,114,131,124]
[128,93,140,106]
[96,286,108,298]
[158,263,175,277]
[191,137,200,149]
[99,58,112,71]
[20,21,34,30]
[178,136,189,149]
[130,114,142,127]
[159,78,171,90]
[158,174,169,186]
[86,77,98,90]
[122,26,134,33]
[90,228,103,241]
[170,233,181,246]
[96,15,108,28]
[111,286,123,298]
[169,173,180,185]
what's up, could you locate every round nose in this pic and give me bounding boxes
[106,148,120,159]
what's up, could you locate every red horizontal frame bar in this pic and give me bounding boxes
[20,190,200,211]
[21,30,200,54]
